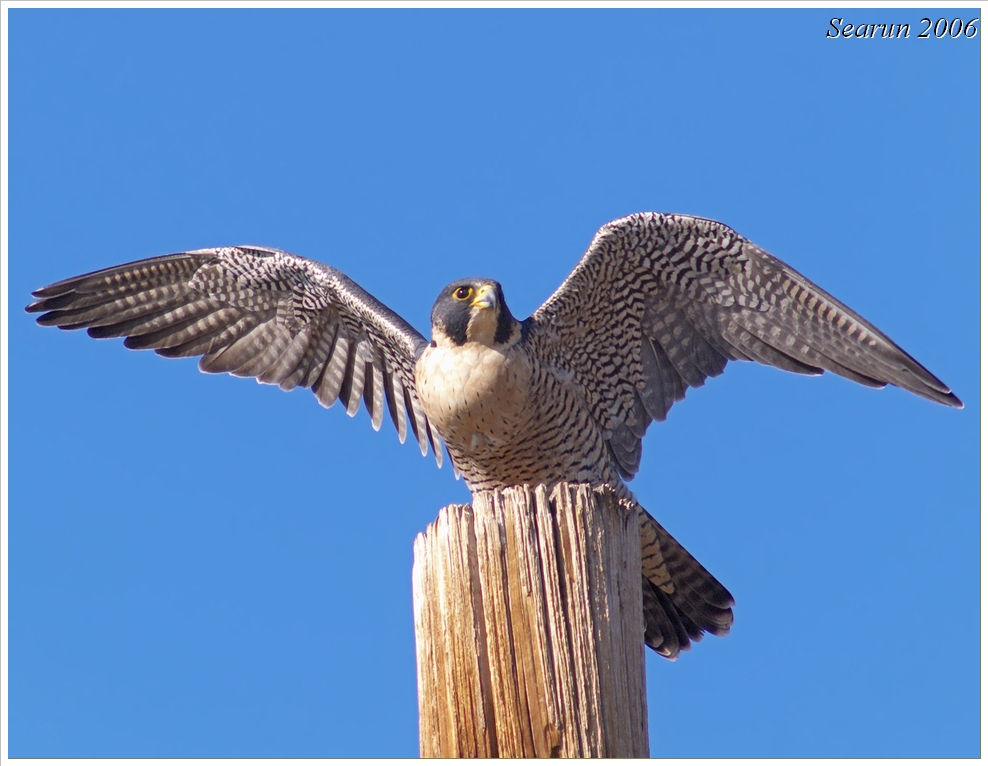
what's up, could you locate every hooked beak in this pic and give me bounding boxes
[470,284,496,310]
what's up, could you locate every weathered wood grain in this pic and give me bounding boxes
[412,484,649,758]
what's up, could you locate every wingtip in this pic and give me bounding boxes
[29,280,76,300]
[926,387,963,409]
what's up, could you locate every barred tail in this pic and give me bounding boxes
[639,507,734,658]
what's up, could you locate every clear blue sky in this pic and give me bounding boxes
[8,7,978,759]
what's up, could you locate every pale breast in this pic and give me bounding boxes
[415,341,534,452]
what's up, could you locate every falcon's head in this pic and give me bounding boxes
[430,278,520,348]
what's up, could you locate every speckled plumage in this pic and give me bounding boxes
[27,212,961,658]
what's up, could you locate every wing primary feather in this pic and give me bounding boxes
[28,253,203,302]
[86,299,213,342]
[140,307,248,357]
[35,287,192,330]
[725,320,825,375]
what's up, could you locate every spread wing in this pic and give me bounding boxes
[527,213,962,479]
[26,246,445,463]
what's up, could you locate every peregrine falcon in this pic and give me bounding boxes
[26,212,961,658]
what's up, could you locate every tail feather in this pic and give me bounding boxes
[642,579,693,655]
[639,507,734,658]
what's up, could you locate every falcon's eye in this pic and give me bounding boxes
[453,286,473,301]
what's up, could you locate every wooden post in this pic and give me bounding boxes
[412,483,649,758]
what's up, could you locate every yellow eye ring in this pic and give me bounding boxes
[453,286,473,301]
